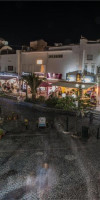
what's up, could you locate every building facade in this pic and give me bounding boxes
[1,36,100,103]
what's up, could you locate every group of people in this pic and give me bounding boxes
[1,82,13,92]
[0,81,20,94]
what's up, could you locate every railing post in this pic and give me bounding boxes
[97,127,99,139]
[66,115,69,132]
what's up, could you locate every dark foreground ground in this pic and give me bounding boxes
[0,98,100,200]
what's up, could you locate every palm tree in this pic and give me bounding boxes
[22,73,42,101]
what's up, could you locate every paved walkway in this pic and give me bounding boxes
[0,97,100,199]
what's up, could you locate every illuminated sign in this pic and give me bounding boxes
[34,72,44,77]
[83,76,95,83]
[0,72,18,77]
[22,72,31,76]
[47,73,62,79]
[66,74,76,82]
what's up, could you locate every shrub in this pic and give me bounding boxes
[45,97,58,108]
[24,98,34,103]
[36,96,45,103]
[55,96,76,110]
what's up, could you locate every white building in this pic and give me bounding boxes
[1,36,100,79]
[1,36,100,102]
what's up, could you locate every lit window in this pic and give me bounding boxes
[36,60,42,64]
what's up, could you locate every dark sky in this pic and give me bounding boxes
[1,2,100,48]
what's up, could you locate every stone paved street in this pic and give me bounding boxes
[0,98,100,200]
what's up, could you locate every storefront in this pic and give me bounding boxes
[52,80,97,100]
[0,72,19,93]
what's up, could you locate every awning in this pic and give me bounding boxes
[52,81,97,89]
[40,82,52,87]
[0,76,17,80]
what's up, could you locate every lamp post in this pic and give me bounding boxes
[75,83,85,135]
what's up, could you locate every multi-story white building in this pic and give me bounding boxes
[1,36,100,77]
[1,36,100,103]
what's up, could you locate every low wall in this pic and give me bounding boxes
[0,94,76,116]
[32,103,76,116]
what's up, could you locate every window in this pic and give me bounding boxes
[97,66,100,74]
[8,66,13,71]
[87,54,93,60]
[36,60,42,64]
[48,54,63,58]
[84,64,87,72]
[91,65,95,74]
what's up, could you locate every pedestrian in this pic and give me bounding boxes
[81,109,85,118]
[36,163,49,199]
[24,119,29,130]
[51,120,54,128]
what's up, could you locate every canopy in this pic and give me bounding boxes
[40,82,52,87]
[52,81,96,89]
[0,76,16,80]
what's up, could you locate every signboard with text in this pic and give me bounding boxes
[47,73,62,79]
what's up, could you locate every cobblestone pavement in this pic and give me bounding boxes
[0,98,100,200]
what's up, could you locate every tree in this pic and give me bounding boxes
[22,73,42,100]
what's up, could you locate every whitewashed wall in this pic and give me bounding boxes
[47,46,80,79]
[21,52,48,74]
[80,39,100,74]
[0,54,17,72]
[1,38,100,81]
[20,45,80,80]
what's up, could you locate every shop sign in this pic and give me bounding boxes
[22,72,31,76]
[0,72,18,77]
[66,74,76,82]
[47,73,62,79]
[38,117,46,127]
[83,76,95,83]
[34,72,44,77]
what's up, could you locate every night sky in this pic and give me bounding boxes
[1,2,100,48]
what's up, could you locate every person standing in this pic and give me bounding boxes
[81,109,85,118]
[24,119,29,130]
[36,163,49,199]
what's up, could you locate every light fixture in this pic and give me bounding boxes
[82,84,85,88]
[36,60,42,64]
[75,84,79,87]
